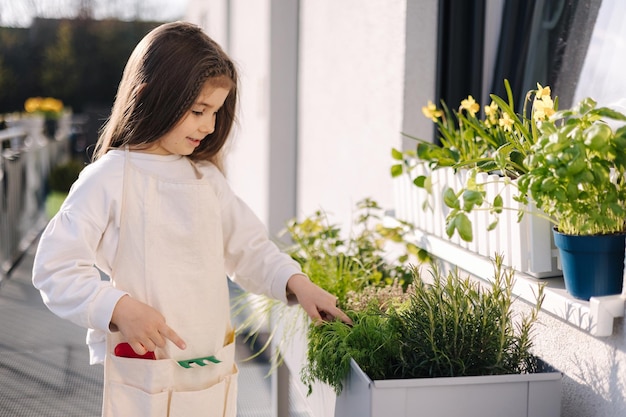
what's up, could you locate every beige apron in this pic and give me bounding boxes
[102,149,238,417]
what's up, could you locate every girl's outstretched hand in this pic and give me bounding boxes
[110,295,187,355]
[286,274,352,325]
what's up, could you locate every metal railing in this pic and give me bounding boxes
[0,116,70,281]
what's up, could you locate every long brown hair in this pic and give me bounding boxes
[93,21,238,169]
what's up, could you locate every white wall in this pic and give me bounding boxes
[297,1,408,230]
[185,0,229,47]
[531,307,626,417]
[226,0,272,227]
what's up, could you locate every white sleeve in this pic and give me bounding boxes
[32,162,128,332]
[205,166,306,304]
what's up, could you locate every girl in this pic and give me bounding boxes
[32,21,349,417]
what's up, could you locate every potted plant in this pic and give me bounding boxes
[235,200,561,417]
[421,91,626,300]
[300,254,561,417]
[390,81,561,278]
[24,96,65,140]
[514,97,626,300]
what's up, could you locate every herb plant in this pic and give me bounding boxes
[301,254,544,395]
[282,198,424,303]
[442,97,626,239]
[517,97,626,235]
[301,309,402,395]
[233,198,427,361]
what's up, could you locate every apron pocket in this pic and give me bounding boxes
[107,381,169,417]
[105,332,238,416]
[107,355,174,393]
[169,365,239,417]
[169,379,226,417]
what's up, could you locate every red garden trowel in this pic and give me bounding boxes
[114,342,156,360]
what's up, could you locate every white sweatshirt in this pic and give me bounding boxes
[32,150,303,362]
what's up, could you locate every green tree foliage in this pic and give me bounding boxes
[0,18,161,114]
[0,56,17,103]
[0,27,29,105]
[41,22,79,99]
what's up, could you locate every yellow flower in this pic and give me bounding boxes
[484,101,498,126]
[484,101,498,117]
[299,218,324,235]
[24,96,64,117]
[24,97,43,113]
[422,101,443,122]
[533,96,555,121]
[460,95,480,117]
[40,97,64,114]
[498,112,514,132]
[535,83,551,100]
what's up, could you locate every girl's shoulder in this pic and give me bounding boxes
[75,151,124,188]
[195,160,221,176]
[56,151,124,222]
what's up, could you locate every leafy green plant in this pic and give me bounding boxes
[47,158,84,193]
[301,254,544,395]
[282,198,426,303]
[301,308,402,395]
[517,97,626,235]
[443,97,626,239]
[45,158,84,218]
[393,258,542,379]
[390,80,559,242]
[233,198,428,362]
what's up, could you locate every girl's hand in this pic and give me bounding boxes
[286,274,352,325]
[110,295,187,355]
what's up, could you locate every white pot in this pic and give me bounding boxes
[335,359,562,417]
[393,162,561,278]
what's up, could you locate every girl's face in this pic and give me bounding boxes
[143,82,230,156]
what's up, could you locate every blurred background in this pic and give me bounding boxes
[0,0,188,161]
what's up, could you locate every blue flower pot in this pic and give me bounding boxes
[552,229,625,300]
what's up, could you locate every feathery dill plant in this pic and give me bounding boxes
[301,306,402,395]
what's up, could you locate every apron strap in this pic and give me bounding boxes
[110,146,133,293]
[188,158,204,180]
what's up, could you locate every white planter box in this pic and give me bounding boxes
[270,306,337,417]
[335,359,562,417]
[393,163,561,278]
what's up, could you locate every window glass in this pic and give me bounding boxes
[574,0,626,108]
